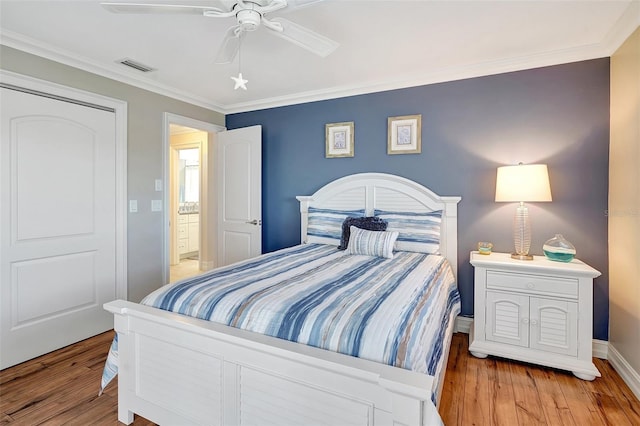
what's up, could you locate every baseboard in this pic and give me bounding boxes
[454,316,608,359]
[455,316,472,334]
[608,343,640,401]
[592,339,609,360]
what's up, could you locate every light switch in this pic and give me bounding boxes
[129,200,138,213]
[151,199,162,212]
[155,179,162,191]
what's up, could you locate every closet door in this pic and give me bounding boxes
[0,87,116,368]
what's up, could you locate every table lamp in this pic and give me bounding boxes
[495,163,552,260]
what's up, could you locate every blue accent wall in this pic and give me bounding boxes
[227,58,610,340]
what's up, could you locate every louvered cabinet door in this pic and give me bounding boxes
[485,291,529,347]
[529,297,578,356]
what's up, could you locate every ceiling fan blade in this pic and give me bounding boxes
[100,2,229,15]
[267,17,338,58]
[214,26,243,64]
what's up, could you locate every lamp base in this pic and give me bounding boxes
[511,253,534,260]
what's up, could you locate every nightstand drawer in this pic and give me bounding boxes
[486,270,578,298]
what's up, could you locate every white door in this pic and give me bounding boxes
[0,88,116,368]
[217,125,262,266]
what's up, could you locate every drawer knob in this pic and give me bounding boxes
[526,282,534,289]
[522,318,529,324]
[531,319,538,326]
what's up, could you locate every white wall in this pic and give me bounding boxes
[608,26,640,399]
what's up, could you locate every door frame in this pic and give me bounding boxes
[162,113,225,284]
[0,69,128,300]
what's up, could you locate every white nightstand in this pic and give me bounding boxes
[469,251,601,380]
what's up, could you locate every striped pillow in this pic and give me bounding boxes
[345,226,399,259]
[338,216,388,250]
[307,207,365,245]
[374,209,442,254]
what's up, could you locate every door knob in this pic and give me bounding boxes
[246,219,261,225]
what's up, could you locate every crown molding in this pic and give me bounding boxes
[226,5,640,114]
[224,45,608,114]
[2,1,638,116]
[0,30,226,114]
[601,0,640,55]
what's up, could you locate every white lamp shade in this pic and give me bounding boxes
[495,164,552,202]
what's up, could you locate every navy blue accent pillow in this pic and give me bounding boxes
[338,216,388,250]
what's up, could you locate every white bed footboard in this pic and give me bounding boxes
[106,300,444,426]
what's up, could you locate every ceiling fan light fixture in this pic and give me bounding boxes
[236,9,261,31]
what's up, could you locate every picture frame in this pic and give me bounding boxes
[387,114,421,155]
[325,122,354,158]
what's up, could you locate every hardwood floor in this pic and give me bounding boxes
[440,333,640,426]
[1,331,638,425]
[0,331,153,426]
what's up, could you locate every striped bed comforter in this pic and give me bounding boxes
[100,243,460,399]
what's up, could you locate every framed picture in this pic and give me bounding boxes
[387,114,421,155]
[325,122,354,158]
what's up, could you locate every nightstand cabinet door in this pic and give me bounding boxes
[486,291,529,347]
[530,297,578,356]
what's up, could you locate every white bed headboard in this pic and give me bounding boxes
[296,173,461,277]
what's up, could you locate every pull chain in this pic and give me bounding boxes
[231,33,248,90]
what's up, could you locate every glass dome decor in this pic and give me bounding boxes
[543,234,576,262]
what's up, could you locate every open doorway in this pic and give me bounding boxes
[162,113,225,284]
[169,132,202,282]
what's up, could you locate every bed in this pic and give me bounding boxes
[102,172,461,426]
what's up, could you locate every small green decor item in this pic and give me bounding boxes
[477,242,493,255]
[543,234,576,262]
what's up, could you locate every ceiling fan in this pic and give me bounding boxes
[101,0,339,64]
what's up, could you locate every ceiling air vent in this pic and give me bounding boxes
[117,58,156,73]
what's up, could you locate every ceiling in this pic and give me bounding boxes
[1,1,638,114]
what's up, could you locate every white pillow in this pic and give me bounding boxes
[345,226,399,259]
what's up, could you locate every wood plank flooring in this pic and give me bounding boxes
[440,333,640,426]
[1,331,638,425]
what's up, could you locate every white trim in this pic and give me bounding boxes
[592,339,609,360]
[455,316,473,334]
[3,1,638,114]
[600,1,640,58]
[162,113,225,284]
[0,69,128,301]
[454,316,609,360]
[1,30,225,113]
[608,343,640,401]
